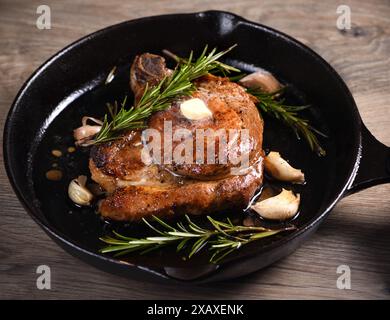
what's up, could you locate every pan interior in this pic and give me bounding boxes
[5,11,360,269]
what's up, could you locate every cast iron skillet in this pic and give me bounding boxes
[3,11,390,283]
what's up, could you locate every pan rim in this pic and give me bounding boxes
[3,10,362,280]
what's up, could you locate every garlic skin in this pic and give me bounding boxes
[251,188,300,221]
[239,69,282,93]
[264,151,305,184]
[68,175,94,206]
[180,98,212,120]
[73,117,103,146]
[73,125,101,143]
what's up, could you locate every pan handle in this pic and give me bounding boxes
[346,124,390,194]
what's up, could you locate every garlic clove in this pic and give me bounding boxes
[73,125,102,144]
[68,175,94,206]
[239,69,282,93]
[73,116,103,146]
[180,98,212,120]
[251,188,300,221]
[264,151,305,184]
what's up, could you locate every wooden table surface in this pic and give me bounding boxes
[1,0,389,299]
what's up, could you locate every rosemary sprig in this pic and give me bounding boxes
[100,215,294,264]
[93,45,238,144]
[163,51,326,156]
[248,88,327,156]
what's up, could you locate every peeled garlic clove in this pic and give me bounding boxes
[251,188,300,221]
[264,151,305,184]
[239,69,282,93]
[180,98,212,120]
[68,175,94,206]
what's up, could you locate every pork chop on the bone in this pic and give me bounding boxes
[90,53,264,221]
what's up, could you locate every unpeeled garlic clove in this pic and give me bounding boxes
[239,69,282,93]
[264,151,305,184]
[73,117,103,146]
[251,188,300,221]
[73,125,101,144]
[68,175,94,206]
[180,98,212,120]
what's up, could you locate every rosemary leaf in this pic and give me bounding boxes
[177,238,191,252]
[189,237,209,258]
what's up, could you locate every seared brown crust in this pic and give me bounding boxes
[98,160,263,221]
[90,53,264,221]
[90,131,144,177]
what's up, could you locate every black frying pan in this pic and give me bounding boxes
[3,11,390,283]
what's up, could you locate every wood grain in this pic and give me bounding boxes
[0,0,389,299]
